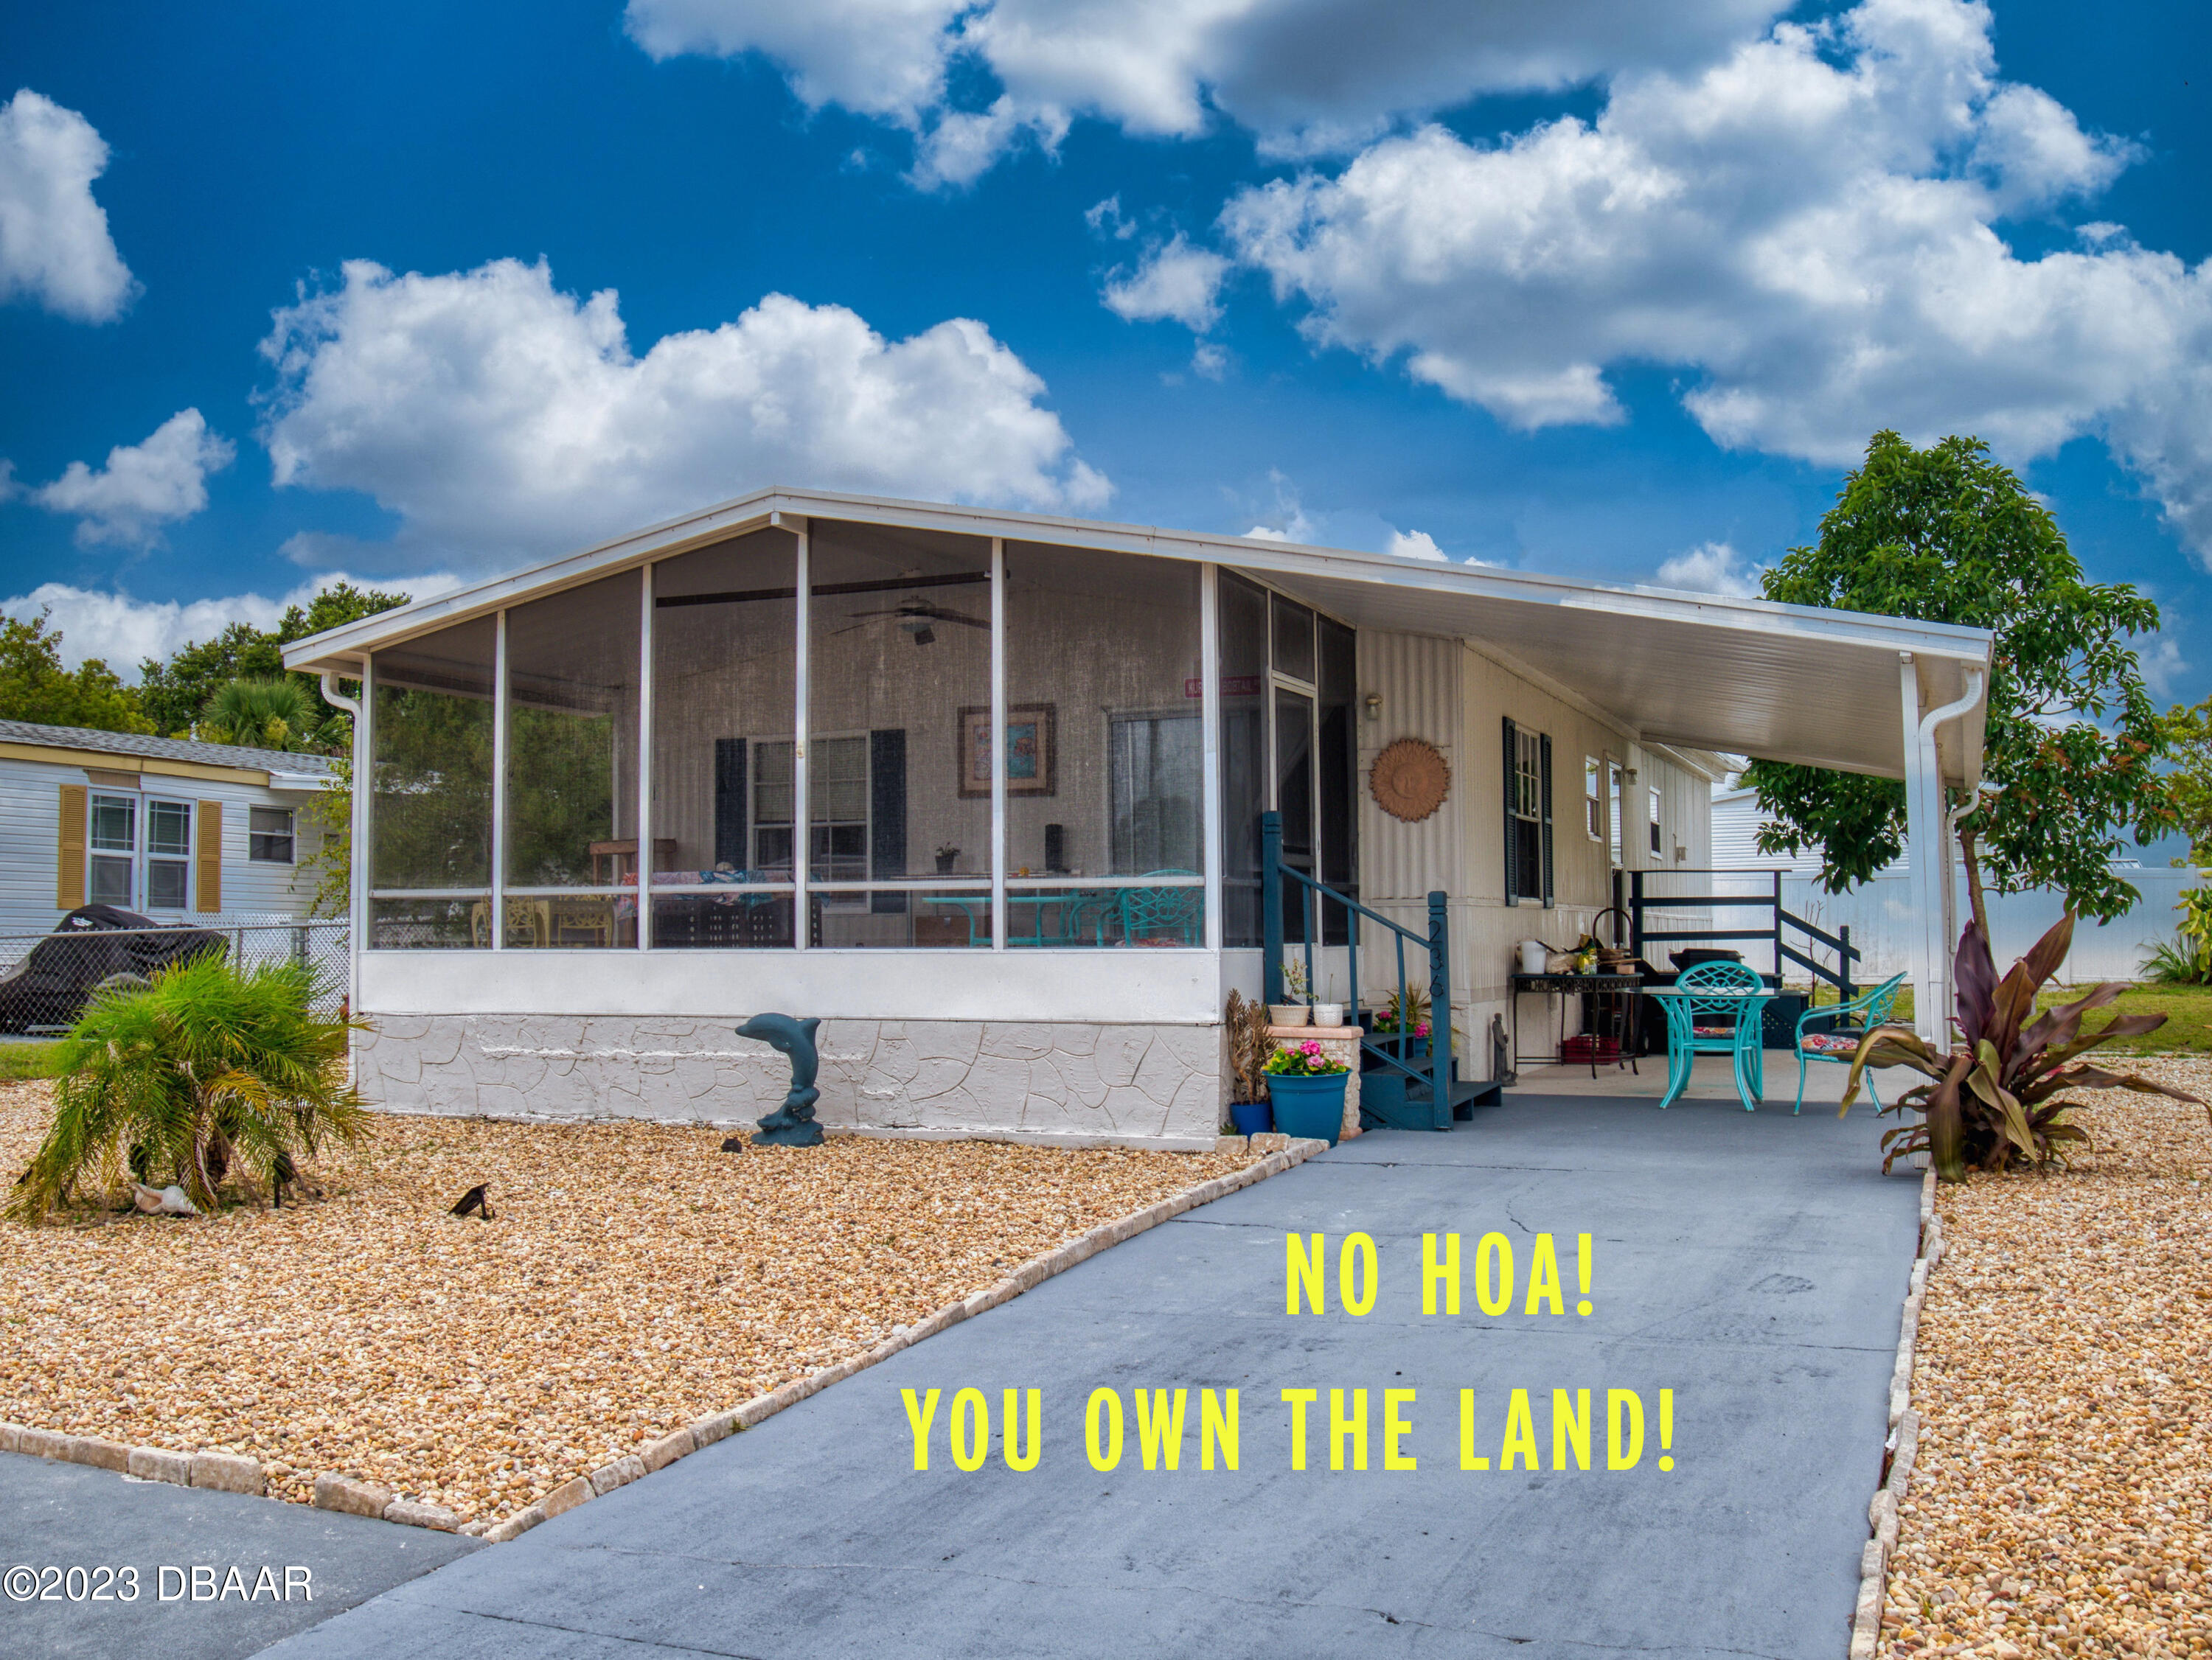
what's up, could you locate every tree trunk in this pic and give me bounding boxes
[1958,820,1991,944]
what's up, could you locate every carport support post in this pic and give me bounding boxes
[1899,655,1945,1045]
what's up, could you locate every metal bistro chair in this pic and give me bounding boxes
[1792,973,1907,1114]
[1658,959,1767,1111]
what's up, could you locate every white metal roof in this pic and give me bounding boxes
[282,486,1992,784]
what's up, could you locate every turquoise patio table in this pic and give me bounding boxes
[1645,986,1774,1112]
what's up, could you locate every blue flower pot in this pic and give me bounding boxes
[1265,1072,1348,1146]
[1230,1100,1273,1136]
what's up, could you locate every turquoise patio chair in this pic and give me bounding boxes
[1658,960,1767,1111]
[1791,973,1907,1114]
[1091,871,1202,946]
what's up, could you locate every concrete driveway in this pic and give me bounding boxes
[257,1066,1916,1660]
[0,1453,481,1659]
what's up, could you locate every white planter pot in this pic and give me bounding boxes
[1269,1003,1310,1028]
[1310,1002,1345,1029]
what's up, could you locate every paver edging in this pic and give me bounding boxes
[1848,1168,1941,1660]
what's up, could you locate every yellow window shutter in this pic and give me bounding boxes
[58,785,87,910]
[196,800,223,913]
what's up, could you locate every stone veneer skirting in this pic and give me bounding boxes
[351,1015,1225,1148]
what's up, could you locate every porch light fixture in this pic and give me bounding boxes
[1364,692,1382,722]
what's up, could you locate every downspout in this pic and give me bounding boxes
[320,664,368,1072]
[1916,666,1986,1035]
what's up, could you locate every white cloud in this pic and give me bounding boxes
[624,0,1787,183]
[1243,469,1314,542]
[2,571,465,674]
[1190,342,1228,380]
[1385,527,1445,560]
[1085,195,1136,240]
[0,90,136,324]
[1102,235,1231,332]
[1219,0,2212,561]
[1655,541,1766,598]
[20,409,234,548]
[257,257,1109,565]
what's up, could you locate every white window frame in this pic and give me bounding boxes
[142,795,195,913]
[87,790,139,910]
[249,804,296,865]
[1510,728,1545,903]
[1584,755,1603,842]
[1648,783,1663,857]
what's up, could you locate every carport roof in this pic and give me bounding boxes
[283,487,1992,787]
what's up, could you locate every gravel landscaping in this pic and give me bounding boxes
[0,1080,1261,1528]
[1879,1054,2212,1658]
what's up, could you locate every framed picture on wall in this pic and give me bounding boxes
[958,703,1057,798]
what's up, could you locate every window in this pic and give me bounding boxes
[1649,785,1663,856]
[751,734,869,901]
[1608,762,1624,867]
[1512,728,1545,902]
[1585,756,1603,840]
[250,806,296,864]
[145,799,192,910]
[88,792,135,907]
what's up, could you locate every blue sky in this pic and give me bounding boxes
[1,0,2207,708]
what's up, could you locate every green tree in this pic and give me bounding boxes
[0,613,154,733]
[136,580,409,747]
[2160,695,2212,868]
[1745,431,2174,929]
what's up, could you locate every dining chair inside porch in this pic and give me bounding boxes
[1656,959,1768,1111]
[1792,972,1907,1114]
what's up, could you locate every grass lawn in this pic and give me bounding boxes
[1804,981,2212,1054]
[0,1042,62,1082]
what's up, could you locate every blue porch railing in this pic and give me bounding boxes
[1259,810,1452,1120]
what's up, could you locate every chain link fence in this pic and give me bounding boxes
[0,919,349,1036]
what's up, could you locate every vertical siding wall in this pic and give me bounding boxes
[1344,635,1718,1081]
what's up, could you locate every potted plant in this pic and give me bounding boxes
[1270,960,1311,1028]
[1224,991,1274,1135]
[1262,1037,1350,1146]
[934,844,961,874]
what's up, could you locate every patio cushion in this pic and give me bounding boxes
[1691,1025,1736,1038]
[1800,1030,1864,1054]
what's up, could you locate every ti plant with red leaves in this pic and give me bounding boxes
[1842,913,2205,1181]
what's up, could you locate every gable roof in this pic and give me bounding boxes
[281,484,1994,787]
[0,719,341,787]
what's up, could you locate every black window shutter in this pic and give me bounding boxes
[1540,732,1555,910]
[869,728,907,914]
[1501,716,1519,907]
[713,739,746,869]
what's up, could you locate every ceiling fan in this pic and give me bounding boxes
[830,597,988,646]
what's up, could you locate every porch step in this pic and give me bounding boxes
[1360,1075,1500,1132]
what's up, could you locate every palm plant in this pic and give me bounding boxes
[1842,913,2204,1181]
[201,676,316,750]
[2140,885,2212,986]
[8,952,368,1221]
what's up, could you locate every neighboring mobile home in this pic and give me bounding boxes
[282,489,1992,1147]
[0,720,338,938]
